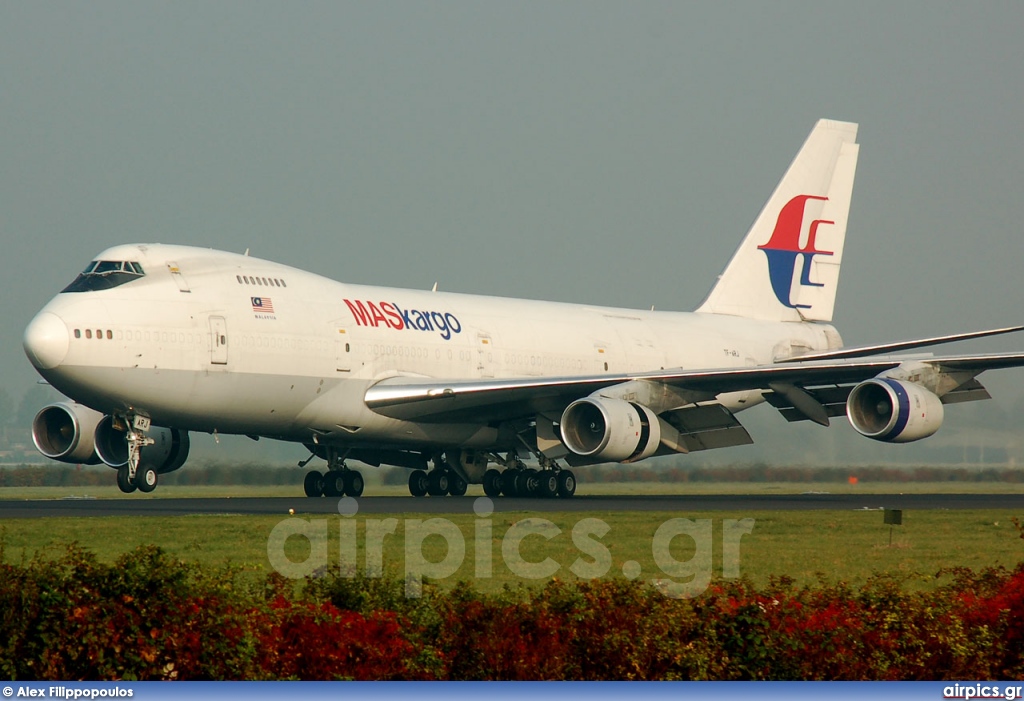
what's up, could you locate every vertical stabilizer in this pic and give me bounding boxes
[696,119,859,323]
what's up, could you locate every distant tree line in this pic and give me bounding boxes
[4,463,1024,488]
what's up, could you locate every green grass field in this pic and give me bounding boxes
[2,483,1023,593]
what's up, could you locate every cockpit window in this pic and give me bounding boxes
[62,260,147,293]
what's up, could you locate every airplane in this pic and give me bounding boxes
[22,119,1024,499]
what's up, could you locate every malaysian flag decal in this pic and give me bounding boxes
[251,296,275,314]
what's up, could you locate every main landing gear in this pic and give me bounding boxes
[302,447,364,498]
[480,465,576,499]
[407,461,468,498]
[404,453,576,499]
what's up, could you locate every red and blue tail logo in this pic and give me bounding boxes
[758,195,834,309]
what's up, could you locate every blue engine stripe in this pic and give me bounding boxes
[879,378,911,441]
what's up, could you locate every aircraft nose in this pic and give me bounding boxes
[24,311,70,370]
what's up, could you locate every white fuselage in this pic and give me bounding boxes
[28,244,841,452]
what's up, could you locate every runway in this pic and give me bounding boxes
[1,493,1022,518]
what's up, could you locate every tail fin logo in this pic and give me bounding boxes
[758,195,834,309]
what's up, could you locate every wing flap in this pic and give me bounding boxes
[662,404,754,451]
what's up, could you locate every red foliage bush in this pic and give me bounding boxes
[2,545,1023,680]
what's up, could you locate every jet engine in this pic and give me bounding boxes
[94,416,191,473]
[31,401,104,465]
[846,378,944,443]
[560,396,661,463]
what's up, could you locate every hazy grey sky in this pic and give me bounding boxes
[2,2,1023,463]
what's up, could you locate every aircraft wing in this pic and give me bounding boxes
[364,352,1024,424]
[775,325,1024,362]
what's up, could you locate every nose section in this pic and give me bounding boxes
[24,312,70,370]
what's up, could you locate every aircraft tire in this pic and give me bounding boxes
[303,470,323,497]
[427,469,450,496]
[344,471,364,497]
[448,473,468,496]
[538,470,558,498]
[136,465,158,493]
[514,470,534,497]
[556,470,576,499]
[482,469,502,497]
[323,472,345,498]
[116,466,137,494]
[524,468,540,496]
[500,470,519,498]
[409,470,429,497]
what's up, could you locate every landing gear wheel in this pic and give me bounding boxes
[482,469,502,497]
[500,470,519,498]
[303,470,324,497]
[557,470,576,499]
[323,472,346,498]
[514,470,532,497]
[409,470,428,497]
[524,468,540,496]
[344,471,364,497]
[135,466,158,493]
[448,473,468,496]
[538,470,558,498]
[427,469,450,496]
[116,466,137,494]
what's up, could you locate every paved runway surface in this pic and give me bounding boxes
[1,493,1022,518]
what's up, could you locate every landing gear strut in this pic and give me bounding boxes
[116,413,156,494]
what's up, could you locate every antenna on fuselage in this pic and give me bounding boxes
[431,282,438,292]
[244,248,250,256]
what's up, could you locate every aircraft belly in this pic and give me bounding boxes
[44,364,503,450]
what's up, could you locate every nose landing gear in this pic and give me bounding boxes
[114,413,157,494]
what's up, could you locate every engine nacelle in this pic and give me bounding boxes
[94,416,191,474]
[31,402,104,465]
[846,378,944,443]
[560,396,661,463]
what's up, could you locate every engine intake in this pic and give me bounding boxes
[31,402,103,464]
[94,416,190,474]
[846,378,944,443]
[560,396,661,463]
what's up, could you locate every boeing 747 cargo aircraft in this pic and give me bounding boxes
[23,120,1024,498]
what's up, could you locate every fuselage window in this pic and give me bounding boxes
[281,279,287,287]
[85,329,92,339]
[106,330,112,340]
[74,329,81,339]
[95,329,102,339]
[236,275,243,284]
